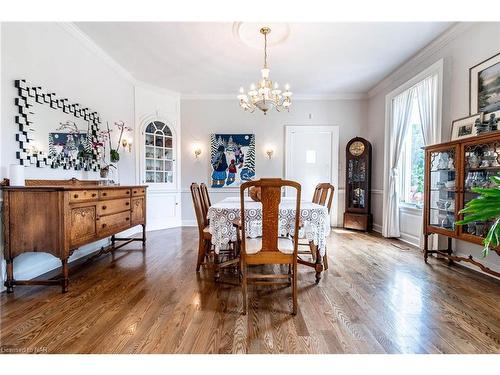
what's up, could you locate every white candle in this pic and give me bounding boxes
[9,164,25,186]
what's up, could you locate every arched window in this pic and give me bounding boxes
[144,121,174,184]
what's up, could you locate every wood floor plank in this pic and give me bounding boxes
[1,227,499,354]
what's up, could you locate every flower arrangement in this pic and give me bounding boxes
[96,121,132,177]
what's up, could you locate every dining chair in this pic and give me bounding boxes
[312,183,334,270]
[191,183,212,271]
[237,178,301,315]
[199,183,211,225]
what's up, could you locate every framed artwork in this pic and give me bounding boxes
[469,52,500,115]
[451,113,482,141]
[210,133,255,188]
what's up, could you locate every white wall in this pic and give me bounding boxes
[366,22,500,272]
[0,23,136,290]
[180,98,368,225]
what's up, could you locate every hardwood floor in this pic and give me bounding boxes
[1,227,499,354]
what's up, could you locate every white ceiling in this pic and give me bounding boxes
[75,22,453,96]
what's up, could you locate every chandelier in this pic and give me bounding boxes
[237,27,292,115]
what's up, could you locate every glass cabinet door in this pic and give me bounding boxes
[428,148,457,232]
[144,121,175,185]
[461,140,500,239]
[347,158,367,210]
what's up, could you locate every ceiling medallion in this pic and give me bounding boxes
[237,27,292,115]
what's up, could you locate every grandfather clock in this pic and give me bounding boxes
[344,137,372,231]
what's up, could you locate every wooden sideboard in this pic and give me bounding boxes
[2,178,147,293]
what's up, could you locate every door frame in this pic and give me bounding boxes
[284,125,340,227]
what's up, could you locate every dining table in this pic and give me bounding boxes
[207,196,331,281]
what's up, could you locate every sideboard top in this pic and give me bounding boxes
[1,178,148,191]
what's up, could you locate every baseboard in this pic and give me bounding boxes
[181,220,197,227]
[371,222,420,247]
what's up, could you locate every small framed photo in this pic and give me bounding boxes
[451,113,482,140]
[470,52,500,115]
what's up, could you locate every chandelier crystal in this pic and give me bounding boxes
[237,27,292,115]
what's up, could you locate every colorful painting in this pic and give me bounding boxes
[48,132,93,167]
[210,134,255,187]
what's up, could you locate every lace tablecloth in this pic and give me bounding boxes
[208,197,331,255]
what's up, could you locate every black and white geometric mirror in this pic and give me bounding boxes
[14,79,101,171]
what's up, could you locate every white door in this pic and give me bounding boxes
[285,126,339,226]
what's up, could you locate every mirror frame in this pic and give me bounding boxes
[14,79,101,171]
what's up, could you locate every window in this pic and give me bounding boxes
[144,121,174,184]
[399,97,425,208]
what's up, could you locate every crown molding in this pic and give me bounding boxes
[58,22,135,83]
[59,22,181,97]
[367,22,475,98]
[181,92,367,101]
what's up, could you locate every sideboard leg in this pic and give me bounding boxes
[61,259,69,293]
[5,258,14,293]
[423,234,429,263]
[141,224,146,246]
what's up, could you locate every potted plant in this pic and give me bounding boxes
[456,173,500,257]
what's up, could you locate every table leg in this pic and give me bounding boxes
[310,243,323,283]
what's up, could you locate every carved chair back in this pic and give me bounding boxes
[199,183,211,226]
[190,183,206,236]
[240,178,301,253]
[312,183,335,213]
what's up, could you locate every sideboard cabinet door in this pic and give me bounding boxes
[131,197,145,225]
[70,206,97,247]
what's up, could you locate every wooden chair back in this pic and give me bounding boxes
[190,183,206,235]
[240,178,301,254]
[199,183,211,226]
[312,183,335,213]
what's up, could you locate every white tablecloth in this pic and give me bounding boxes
[207,197,331,255]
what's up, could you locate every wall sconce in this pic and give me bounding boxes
[121,138,133,152]
[193,143,202,159]
[264,145,274,159]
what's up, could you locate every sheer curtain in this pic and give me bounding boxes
[382,88,414,238]
[415,74,439,146]
[415,73,440,247]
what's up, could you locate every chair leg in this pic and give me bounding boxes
[292,262,298,316]
[323,248,329,271]
[242,263,247,315]
[196,239,206,272]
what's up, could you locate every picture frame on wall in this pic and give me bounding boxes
[469,52,500,115]
[451,113,482,141]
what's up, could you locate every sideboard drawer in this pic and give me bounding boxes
[99,189,131,200]
[97,198,131,216]
[69,190,98,203]
[132,187,146,196]
[97,211,130,234]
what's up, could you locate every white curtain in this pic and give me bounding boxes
[382,88,414,238]
[415,74,440,248]
[415,74,439,146]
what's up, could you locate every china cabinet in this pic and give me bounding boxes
[344,137,372,231]
[423,131,500,277]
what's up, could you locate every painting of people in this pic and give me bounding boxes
[210,134,255,187]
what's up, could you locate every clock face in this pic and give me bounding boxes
[349,141,365,156]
